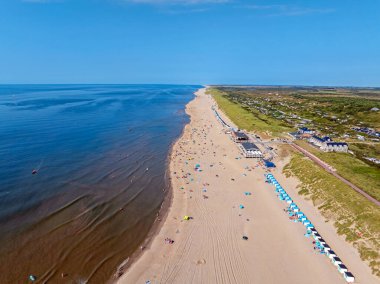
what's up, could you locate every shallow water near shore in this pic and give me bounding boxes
[0,84,198,283]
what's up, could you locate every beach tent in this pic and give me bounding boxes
[313,234,322,240]
[323,245,331,252]
[264,160,276,168]
[332,257,342,266]
[307,227,316,232]
[286,199,293,204]
[327,250,337,259]
[343,272,355,283]
[309,227,317,233]
[338,264,348,274]
[306,224,314,229]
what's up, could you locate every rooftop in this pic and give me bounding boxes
[241,142,260,151]
[233,131,249,139]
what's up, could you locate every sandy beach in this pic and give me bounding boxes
[117,88,378,284]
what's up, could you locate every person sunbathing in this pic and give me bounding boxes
[165,238,174,244]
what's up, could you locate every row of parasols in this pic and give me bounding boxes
[265,173,355,283]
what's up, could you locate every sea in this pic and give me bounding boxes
[0,84,199,283]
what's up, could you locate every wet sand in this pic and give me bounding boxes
[118,88,378,284]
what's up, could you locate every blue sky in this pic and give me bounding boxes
[1,0,379,86]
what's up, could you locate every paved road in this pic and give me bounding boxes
[290,143,380,207]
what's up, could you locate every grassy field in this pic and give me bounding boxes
[283,153,380,276]
[212,86,380,139]
[208,88,292,136]
[295,140,380,201]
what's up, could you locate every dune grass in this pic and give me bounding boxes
[208,88,292,136]
[295,140,380,201]
[283,153,380,276]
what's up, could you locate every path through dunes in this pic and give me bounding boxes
[118,88,378,284]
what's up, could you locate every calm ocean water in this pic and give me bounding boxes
[0,84,198,283]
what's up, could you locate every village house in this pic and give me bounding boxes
[298,127,315,135]
[309,135,333,147]
[321,142,349,153]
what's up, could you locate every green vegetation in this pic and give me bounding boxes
[295,140,380,201]
[349,143,380,161]
[212,86,380,136]
[208,88,292,137]
[283,153,380,276]
[209,85,379,200]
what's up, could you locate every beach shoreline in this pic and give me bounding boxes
[111,91,196,283]
[117,87,378,284]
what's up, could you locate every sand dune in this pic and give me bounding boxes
[117,88,378,284]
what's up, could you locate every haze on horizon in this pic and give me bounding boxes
[1,0,379,87]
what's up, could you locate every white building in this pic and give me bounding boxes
[321,142,348,153]
[309,135,332,147]
[239,142,263,158]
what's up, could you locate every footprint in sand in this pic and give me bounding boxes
[196,259,206,265]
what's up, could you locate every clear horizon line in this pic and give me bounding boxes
[0,83,380,89]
